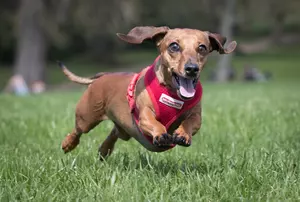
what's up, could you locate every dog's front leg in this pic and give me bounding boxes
[173,102,202,147]
[139,107,173,146]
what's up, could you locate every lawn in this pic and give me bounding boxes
[0,52,300,201]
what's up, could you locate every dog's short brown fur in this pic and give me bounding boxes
[60,26,237,159]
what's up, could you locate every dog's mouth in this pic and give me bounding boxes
[172,72,197,100]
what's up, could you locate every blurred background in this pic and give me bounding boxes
[1,0,300,94]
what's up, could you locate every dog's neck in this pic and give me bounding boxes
[154,57,174,90]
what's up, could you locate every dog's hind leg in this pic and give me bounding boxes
[98,126,119,160]
[61,128,81,153]
[61,116,103,153]
[62,90,106,153]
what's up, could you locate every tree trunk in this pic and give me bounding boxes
[13,0,46,85]
[270,0,286,44]
[216,0,236,82]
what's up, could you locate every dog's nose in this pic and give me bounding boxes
[184,63,199,77]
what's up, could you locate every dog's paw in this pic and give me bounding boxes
[153,133,173,147]
[61,133,80,153]
[173,133,191,147]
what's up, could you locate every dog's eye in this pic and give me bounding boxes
[198,44,207,53]
[168,42,180,52]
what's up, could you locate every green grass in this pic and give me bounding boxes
[0,81,300,201]
[1,50,300,201]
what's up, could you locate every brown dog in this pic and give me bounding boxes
[59,26,237,159]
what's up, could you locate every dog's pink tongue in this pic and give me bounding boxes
[178,78,195,98]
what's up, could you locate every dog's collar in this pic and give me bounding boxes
[127,56,203,150]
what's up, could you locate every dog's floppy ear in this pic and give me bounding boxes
[116,26,169,46]
[207,32,237,54]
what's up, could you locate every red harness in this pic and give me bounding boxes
[127,56,203,150]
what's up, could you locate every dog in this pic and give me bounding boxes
[59,26,237,159]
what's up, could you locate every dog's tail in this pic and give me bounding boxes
[57,61,103,85]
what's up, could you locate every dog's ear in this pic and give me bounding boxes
[116,26,169,46]
[207,32,237,54]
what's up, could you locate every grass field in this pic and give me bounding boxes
[1,52,300,201]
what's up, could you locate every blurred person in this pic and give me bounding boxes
[243,64,271,82]
[3,75,29,96]
[3,75,45,95]
[209,65,236,81]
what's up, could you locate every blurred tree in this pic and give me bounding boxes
[269,0,300,43]
[140,0,218,31]
[69,0,140,63]
[270,0,288,42]
[0,0,19,63]
[11,0,72,87]
[13,0,46,85]
[216,0,236,82]
[1,0,300,73]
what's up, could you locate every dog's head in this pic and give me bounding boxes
[117,26,237,100]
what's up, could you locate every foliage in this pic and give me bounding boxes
[1,0,300,64]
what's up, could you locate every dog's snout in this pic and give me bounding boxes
[184,63,199,77]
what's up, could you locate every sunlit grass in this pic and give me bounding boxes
[0,80,299,201]
[1,48,300,201]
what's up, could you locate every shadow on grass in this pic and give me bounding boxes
[110,152,224,176]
